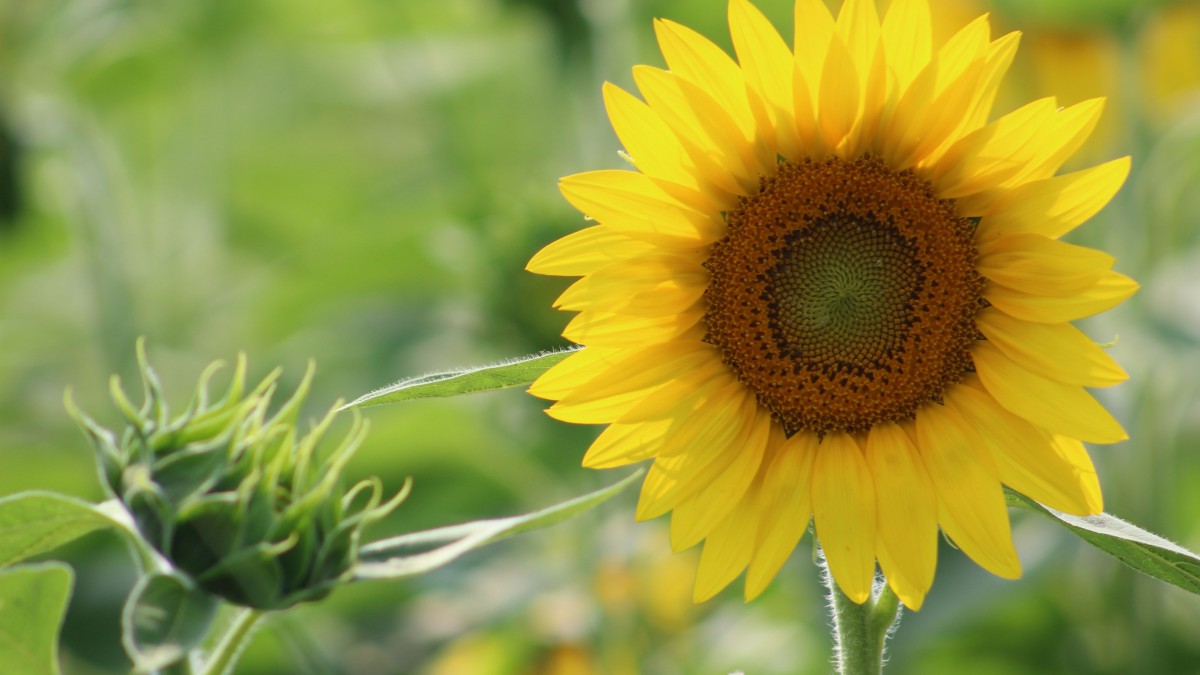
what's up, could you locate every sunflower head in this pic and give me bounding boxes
[528,0,1135,611]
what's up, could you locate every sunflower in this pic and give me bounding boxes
[527,0,1135,610]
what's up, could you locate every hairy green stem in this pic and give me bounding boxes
[200,608,264,675]
[823,556,903,675]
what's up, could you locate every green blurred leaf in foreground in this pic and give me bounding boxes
[354,468,642,580]
[0,562,74,675]
[0,492,125,568]
[342,347,579,410]
[1008,490,1200,594]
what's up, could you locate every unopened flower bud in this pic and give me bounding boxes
[67,340,408,609]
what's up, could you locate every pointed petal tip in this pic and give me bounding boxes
[994,559,1023,580]
[743,574,769,603]
[835,575,872,604]
[891,581,927,612]
[692,575,729,604]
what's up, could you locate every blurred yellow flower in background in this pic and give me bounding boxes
[1138,2,1200,125]
[528,0,1135,611]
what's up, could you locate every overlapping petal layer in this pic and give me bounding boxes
[528,0,1133,609]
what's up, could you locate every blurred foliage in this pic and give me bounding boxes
[1,0,1198,673]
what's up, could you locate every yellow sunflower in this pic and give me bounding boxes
[527,0,1136,611]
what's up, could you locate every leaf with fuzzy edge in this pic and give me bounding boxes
[1007,490,1200,595]
[0,563,74,675]
[341,347,579,410]
[353,470,641,579]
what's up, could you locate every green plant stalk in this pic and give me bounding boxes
[200,608,264,675]
[824,558,903,675]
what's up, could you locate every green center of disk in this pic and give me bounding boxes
[769,215,923,367]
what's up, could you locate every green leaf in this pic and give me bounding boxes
[0,492,124,568]
[354,469,642,580]
[341,347,579,410]
[0,562,74,675]
[122,571,220,671]
[1007,490,1200,595]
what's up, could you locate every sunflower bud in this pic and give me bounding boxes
[66,341,408,610]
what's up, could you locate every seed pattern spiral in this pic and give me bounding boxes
[703,156,985,435]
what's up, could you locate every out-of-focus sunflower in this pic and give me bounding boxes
[528,0,1136,610]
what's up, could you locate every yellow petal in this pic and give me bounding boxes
[976,307,1127,387]
[650,64,767,184]
[811,432,876,604]
[669,409,770,551]
[602,82,723,198]
[792,61,820,154]
[885,15,990,168]
[792,0,835,90]
[582,417,673,469]
[526,225,656,277]
[835,0,881,144]
[1050,435,1103,513]
[562,307,704,347]
[559,170,724,247]
[633,66,756,196]
[616,358,737,424]
[848,34,889,157]
[547,341,713,424]
[692,483,761,602]
[939,96,1102,198]
[976,233,1114,297]
[654,18,758,142]
[649,175,725,215]
[729,0,797,157]
[635,389,759,520]
[554,253,708,317]
[865,423,937,611]
[974,157,1131,241]
[915,403,1022,579]
[946,380,1097,515]
[957,31,1021,137]
[745,430,817,601]
[932,97,1060,196]
[835,0,880,71]
[1002,98,1106,188]
[881,0,932,94]
[983,270,1138,324]
[972,340,1128,444]
[529,346,617,401]
[819,32,859,151]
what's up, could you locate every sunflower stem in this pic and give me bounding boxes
[823,554,903,675]
[199,608,264,675]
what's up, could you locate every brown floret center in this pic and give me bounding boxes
[703,156,984,435]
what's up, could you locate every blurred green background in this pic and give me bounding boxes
[2,0,1199,673]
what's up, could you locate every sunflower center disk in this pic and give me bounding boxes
[703,156,985,435]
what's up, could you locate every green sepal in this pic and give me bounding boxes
[196,537,294,609]
[171,495,244,574]
[63,389,126,497]
[150,434,231,504]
